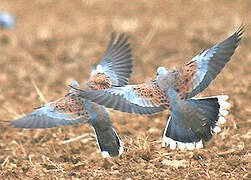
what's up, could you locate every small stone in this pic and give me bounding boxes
[161,159,189,168]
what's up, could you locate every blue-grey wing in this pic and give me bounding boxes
[177,26,244,99]
[6,94,90,129]
[73,83,169,115]
[88,33,133,89]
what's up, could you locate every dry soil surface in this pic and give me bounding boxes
[0,0,250,179]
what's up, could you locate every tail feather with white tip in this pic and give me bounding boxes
[162,95,230,150]
[92,125,123,158]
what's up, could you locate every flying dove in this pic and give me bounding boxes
[73,26,243,150]
[4,33,133,158]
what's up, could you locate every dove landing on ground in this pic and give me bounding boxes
[73,26,243,150]
[2,33,133,158]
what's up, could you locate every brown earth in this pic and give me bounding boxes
[0,0,250,179]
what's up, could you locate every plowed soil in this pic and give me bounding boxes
[0,0,250,179]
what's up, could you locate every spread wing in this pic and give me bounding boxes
[72,82,170,115]
[177,26,244,99]
[86,33,133,90]
[6,93,90,129]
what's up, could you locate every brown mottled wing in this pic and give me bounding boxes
[7,93,90,129]
[86,33,133,90]
[73,82,170,115]
[177,26,244,99]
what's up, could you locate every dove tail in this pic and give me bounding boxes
[91,125,123,158]
[162,95,230,150]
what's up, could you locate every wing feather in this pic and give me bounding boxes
[6,94,90,129]
[73,83,169,115]
[177,26,244,99]
[87,33,133,90]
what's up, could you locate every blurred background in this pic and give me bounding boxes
[0,0,250,179]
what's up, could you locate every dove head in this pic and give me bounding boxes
[0,11,15,29]
[91,64,104,76]
[69,80,80,93]
[156,67,173,90]
[157,67,168,76]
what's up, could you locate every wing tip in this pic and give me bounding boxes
[109,31,129,46]
[234,24,245,41]
[101,32,133,87]
[0,119,13,127]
